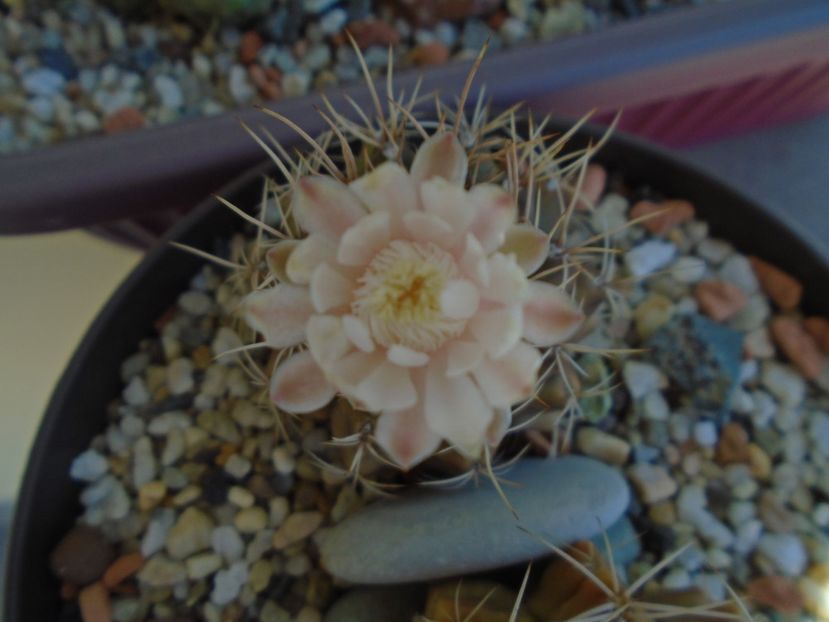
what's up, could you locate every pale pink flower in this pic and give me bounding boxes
[243,132,583,468]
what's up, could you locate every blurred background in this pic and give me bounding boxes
[1,0,828,568]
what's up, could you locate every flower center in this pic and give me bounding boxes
[353,240,465,351]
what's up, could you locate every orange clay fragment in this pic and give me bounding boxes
[749,256,803,310]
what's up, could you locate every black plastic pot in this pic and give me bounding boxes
[4,123,829,621]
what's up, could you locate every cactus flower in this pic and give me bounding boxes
[244,132,583,468]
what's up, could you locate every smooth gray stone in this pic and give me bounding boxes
[323,586,424,622]
[317,456,630,584]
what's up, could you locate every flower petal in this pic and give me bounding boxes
[342,315,375,353]
[270,350,336,413]
[440,279,480,320]
[423,364,492,457]
[387,345,430,367]
[292,176,365,241]
[468,306,523,359]
[420,178,474,236]
[356,362,417,412]
[446,340,484,377]
[468,184,517,253]
[500,224,549,276]
[327,351,385,397]
[522,281,584,346]
[286,234,337,285]
[307,315,350,366]
[309,264,353,313]
[349,162,419,217]
[460,233,490,288]
[266,240,300,283]
[472,342,542,408]
[411,131,468,187]
[402,211,455,247]
[337,212,391,267]
[480,253,528,304]
[486,408,512,447]
[375,406,442,470]
[243,284,314,348]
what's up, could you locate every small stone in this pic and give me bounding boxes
[759,491,795,533]
[102,552,145,588]
[123,376,151,406]
[747,443,772,480]
[141,509,175,557]
[706,548,731,569]
[805,316,829,353]
[212,525,245,563]
[269,497,290,527]
[138,480,167,512]
[22,67,65,96]
[630,199,695,235]
[695,280,747,322]
[762,361,805,408]
[649,501,677,526]
[662,568,692,590]
[240,31,263,64]
[810,413,829,457]
[273,511,324,549]
[167,358,195,394]
[590,193,628,234]
[70,449,109,482]
[633,294,674,340]
[641,391,669,421]
[229,64,256,103]
[813,503,829,527]
[173,485,201,506]
[576,427,630,466]
[137,556,186,587]
[166,507,214,560]
[719,254,759,295]
[178,290,212,315]
[747,576,803,614]
[235,507,268,534]
[225,454,252,479]
[670,256,707,284]
[771,316,824,379]
[78,582,111,622]
[749,256,802,310]
[153,75,184,109]
[693,421,717,447]
[50,525,114,585]
[758,533,808,576]
[211,561,249,605]
[696,238,733,264]
[411,41,450,66]
[802,564,829,619]
[715,422,750,465]
[249,558,272,593]
[228,486,255,508]
[733,519,763,554]
[186,552,223,580]
[729,293,770,331]
[625,240,676,278]
[622,361,667,399]
[627,463,677,504]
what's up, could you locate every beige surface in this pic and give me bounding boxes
[0,231,140,500]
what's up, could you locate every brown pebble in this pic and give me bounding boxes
[191,345,212,370]
[749,256,802,310]
[411,41,450,66]
[78,582,111,622]
[747,443,771,480]
[759,491,795,533]
[715,422,750,465]
[630,199,695,235]
[239,30,263,64]
[103,107,145,135]
[50,525,115,586]
[747,576,803,614]
[345,19,400,49]
[695,280,748,322]
[770,316,824,379]
[102,553,145,589]
[248,65,282,101]
[575,164,607,211]
[805,316,829,353]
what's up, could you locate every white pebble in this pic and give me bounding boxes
[269,497,290,528]
[167,358,195,395]
[762,361,805,408]
[271,446,296,475]
[758,533,808,576]
[224,454,252,479]
[70,449,109,482]
[123,376,151,406]
[733,519,763,555]
[211,561,249,606]
[642,391,669,421]
[670,256,707,284]
[696,238,733,264]
[141,509,176,557]
[211,525,245,563]
[694,573,727,602]
[719,254,759,294]
[623,361,667,399]
[693,421,717,447]
[153,74,184,109]
[178,290,212,315]
[662,568,692,590]
[625,240,677,278]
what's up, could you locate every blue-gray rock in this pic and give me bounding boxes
[646,314,742,416]
[323,586,424,622]
[317,456,630,584]
[590,515,640,566]
[22,68,65,97]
